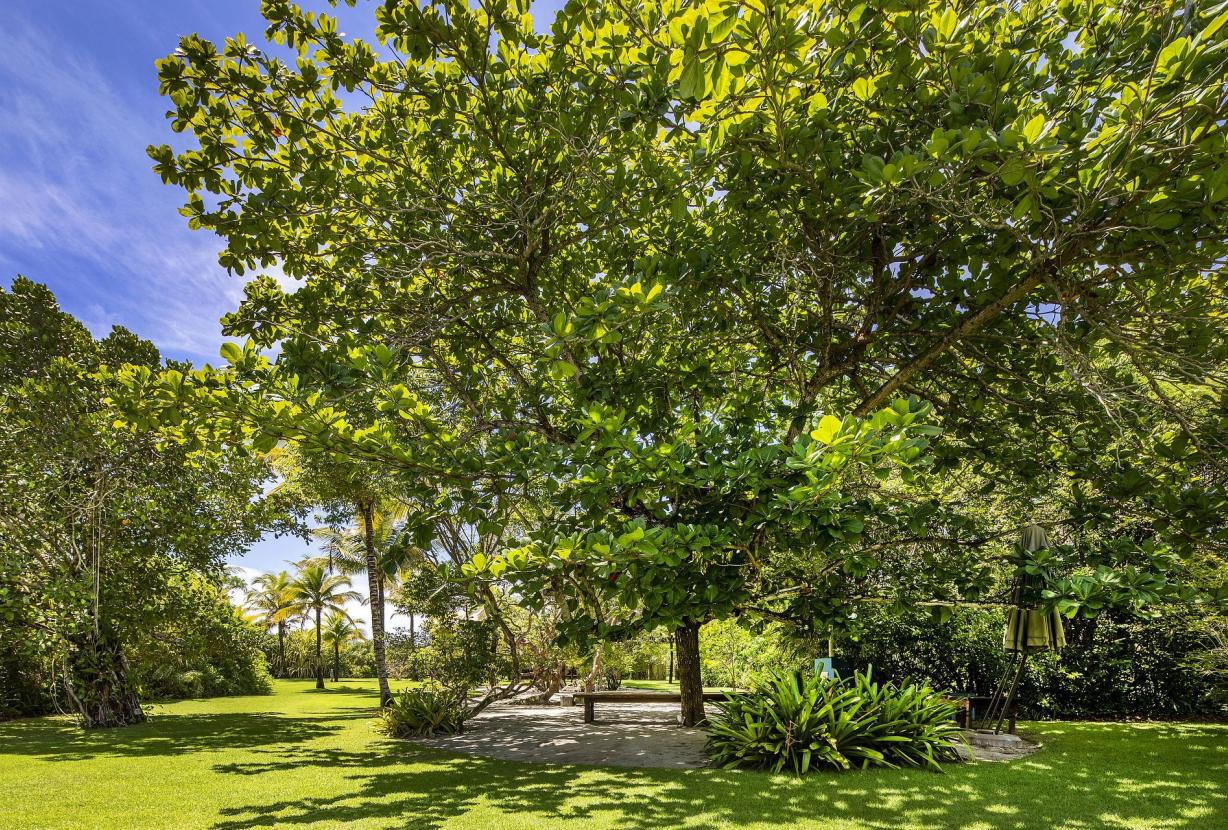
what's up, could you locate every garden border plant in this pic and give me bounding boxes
[706,669,965,775]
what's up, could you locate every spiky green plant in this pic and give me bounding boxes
[706,669,964,774]
[375,687,466,738]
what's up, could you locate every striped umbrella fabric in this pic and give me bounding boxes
[1003,525,1066,654]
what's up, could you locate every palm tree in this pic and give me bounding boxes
[289,565,362,689]
[245,571,296,678]
[321,612,363,682]
[304,503,419,705]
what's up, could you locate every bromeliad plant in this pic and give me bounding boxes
[707,669,964,774]
[375,687,466,738]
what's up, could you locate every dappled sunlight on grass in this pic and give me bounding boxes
[0,679,1224,829]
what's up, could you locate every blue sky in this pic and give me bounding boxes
[1,0,564,611]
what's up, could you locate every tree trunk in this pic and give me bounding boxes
[409,614,416,650]
[582,648,603,693]
[333,642,340,682]
[674,620,704,727]
[668,632,675,684]
[361,501,393,707]
[314,607,324,689]
[64,627,145,728]
[277,621,286,679]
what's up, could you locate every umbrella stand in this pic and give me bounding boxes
[977,652,1018,731]
[978,524,1066,734]
[992,653,1027,734]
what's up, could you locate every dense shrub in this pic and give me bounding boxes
[3,575,271,716]
[1186,622,1228,714]
[0,643,54,720]
[707,670,963,774]
[601,637,670,688]
[266,629,374,680]
[375,687,466,737]
[128,577,272,700]
[340,638,375,678]
[701,619,798,688]
[415,617,502,693]
[838,607,1225,718]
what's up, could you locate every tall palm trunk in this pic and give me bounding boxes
[675,619,704,727]
[333,642,341,682]
[276,620,286,678]
[314,607,324,689]
[361,501,393,707]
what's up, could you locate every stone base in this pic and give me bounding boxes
[957,729,1040,762]
[966,729,1026,749]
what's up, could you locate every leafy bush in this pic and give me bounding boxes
[375,687,466,738]
[0,644,54,720]
[706,669,963,774]
[415,617,501,693]
[266,629,375,680]
[130,577,272,700]
[838,606,1225,718]
[701,618,797,688]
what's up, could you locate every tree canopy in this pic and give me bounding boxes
[123,0,1228,721]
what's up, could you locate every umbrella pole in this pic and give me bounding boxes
[978,652,1018,731]
[993,653,1028,734]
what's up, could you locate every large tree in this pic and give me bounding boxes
[0,278,284,726]
[269,447,411,706]
[132,0,1227,722]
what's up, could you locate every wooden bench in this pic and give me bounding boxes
[572,690,729,723]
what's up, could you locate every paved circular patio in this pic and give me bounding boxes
[414,701,714,769]
[413,700,1039,769]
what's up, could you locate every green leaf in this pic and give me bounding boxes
[811,414,842,445]
[934,8,958,40]
[1156,37,1190,77]
[219,342,243,364]
[1012,192,1033,221]
[679,57,706,99]
[251,432,278,452]
[550,360,577,381]
[1022,114,1046,144]
[861,154,886,181]
[1000,158,1026,186]
[671,194,689,220]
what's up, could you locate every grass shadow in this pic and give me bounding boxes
[208,721,1228,830]
[0,711,361,762]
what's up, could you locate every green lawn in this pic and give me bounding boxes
[2,680,1224,830]
[620,678,736,692]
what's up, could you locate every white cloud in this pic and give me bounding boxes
[0,17,253,361]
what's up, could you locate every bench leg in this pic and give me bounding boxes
[584,699,594,724]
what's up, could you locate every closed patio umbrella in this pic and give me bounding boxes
[981,524,1065,733]
[1003,525,1066,654]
